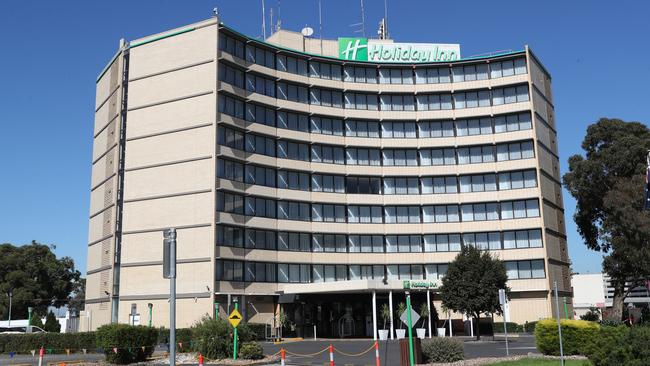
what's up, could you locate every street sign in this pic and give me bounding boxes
[498,289,507,305]
[229,309,242,328]
[400,308,420,328]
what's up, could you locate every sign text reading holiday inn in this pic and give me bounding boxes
[338,37,461,63]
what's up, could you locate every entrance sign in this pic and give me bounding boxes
[400,308,420,328]
[229,309,242,328]
[339,37,460,63]
[403,280,438,290]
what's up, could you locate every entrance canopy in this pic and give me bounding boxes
[278,279,439,295]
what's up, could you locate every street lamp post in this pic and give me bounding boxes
[7,289,13,327]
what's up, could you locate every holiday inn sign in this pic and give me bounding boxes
[338,37,461,63]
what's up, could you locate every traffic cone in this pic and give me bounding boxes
[280,348,286,366]
[38,347,44,366]
[374,341,380,366]
[198,353,204,366]
[329,343,334,366]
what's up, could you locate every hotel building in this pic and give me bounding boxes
[85,17,571,337]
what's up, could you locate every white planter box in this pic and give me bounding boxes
[416,328,426,339]
[378,329,389,340]
[396,329,406,339]
[437,327,446,337]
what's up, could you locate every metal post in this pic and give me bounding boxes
[372,291,378,340]
[215,302,220,319]
[7,290,12,327]
[233,300,239,360]
[389,291,394,339]
[499,289,509,356]
[503,312,509,356]
[164,228,177,366]
[28,307,33,327]
[148,303,153,327]
[426,290,432,338]
[563,297,569,319]
[406,292,415,366]
[554,281,565,366]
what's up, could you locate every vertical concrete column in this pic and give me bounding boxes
[389,290,394,340]
[372,291,378,341]
[427,290,432,338]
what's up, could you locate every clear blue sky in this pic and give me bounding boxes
[1,1,648,276]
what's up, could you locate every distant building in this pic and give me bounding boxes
[571,273,650,319]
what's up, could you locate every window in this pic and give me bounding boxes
[345,120,380,137]
[312,145,345,164]
[382,121,418,138]
[457,145,494,164]
[276,82,308,103]
[419,121,454,137]
[346,148,381,166]
[312,174,345,193]
[310,116,344,136]
[416,93,452,110]
[382,150,418,166]
[245,134,276,157]
[309,61,341,80]
[277,55,308,76]
[245,73,275,97]
[494,112,532,133]
[379,68,413,84]
[346,177,381,194]
[456,118,492,136]
[500,199,540,219]
[460,203,499,222]
[218,62,245,89]
[218,94,245,119]
[344,66,376,83]
[496,141,535,161]
[277,110,309,132]
[310,88,343,108]
[217,225,244,248]
[277,201,310,221]
[216,191,244,215]
[246,45,275,68]
[490,58,527,78]
[498,170,537,190]
[244,165,275,187]
[219,33,245,59]
[277,140,310,161]
[277,170,309,191]
[217,159,244,183]
[415,67,451,84]
[345,93,378,110]
[493,85,529,105]
[459,174,497,193]
[506,260,545,279]
[245,103,276,126]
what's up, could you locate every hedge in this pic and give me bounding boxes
[493,322,520,333]
[239,342,264,359]
[156,327,193,347]
[535,318,599,355]
[245,323,267,341]
[421,337,464,363]
[0,332,96,354]
[96,324,158,364]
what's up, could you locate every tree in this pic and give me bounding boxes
[439,245,508,340]
[0,241,81,320]
[44,310,61,332]
[580,307,601,321]
[67,277,86,315]
[563,118,650,320]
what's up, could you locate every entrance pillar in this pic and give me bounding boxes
[427,290,432,338]
[372,291,378,340]
[389,290,394,340]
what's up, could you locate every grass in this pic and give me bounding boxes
[486,359,591,366]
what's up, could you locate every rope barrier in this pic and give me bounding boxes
[283,346,330,357]
[332,342,377,357]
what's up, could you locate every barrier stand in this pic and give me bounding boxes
[38,347,44,366]
[374,341,380,366]
[329,343,334,366]
[280,348,286,366]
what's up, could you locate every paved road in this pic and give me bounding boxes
[0,335,538,365]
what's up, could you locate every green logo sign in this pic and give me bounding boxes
[338,38,460,63]
[339,37,368,61]
[403,280,438,290]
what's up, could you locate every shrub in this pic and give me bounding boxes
[535,318,599,355]
[583,325,628,365]
[239,342,264,360]
[523,321,537,333]
[190,316,259,359]
[244,323,267,341]
[96,324,158,364]
[156,327,193,348]
[421,337,464,363]
[44,311,61,333]
[0,332,96,354]
[493,322,520,333]
[580,307,601,321]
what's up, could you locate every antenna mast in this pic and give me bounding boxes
[384,0,389,38]
[360,0,366,38]
[318,0,323,54]
[261,0,267,39]
[277,0,282,31]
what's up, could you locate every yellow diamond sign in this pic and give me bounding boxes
[228,309,242,328]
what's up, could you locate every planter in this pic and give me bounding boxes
[378,329,389,340]
[396,329,406,339]
[437,327,446,337]
[416,328,426,339]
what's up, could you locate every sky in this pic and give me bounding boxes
[0,0,648,276]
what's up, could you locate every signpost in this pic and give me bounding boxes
[403,292,416,366]
[229,305,242,360]
[163,228,177,365]
[554,281,565,366]
[498,289,509,356]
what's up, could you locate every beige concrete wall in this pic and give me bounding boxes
[117,298,213,328]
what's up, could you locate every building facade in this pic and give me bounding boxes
[85,17,571,336]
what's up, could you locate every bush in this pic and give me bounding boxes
[493,322,520,333]
[523,320,537,333]
[0,332,96,354]
[583,325,628,365]
[96,324,158,364]
[44,311,61,333]
[156,327,193,348]
[421,337,464,363]
[245,323,267,341]
[535,318,599,355]
[190,316,259,360]
[239,342,264,360]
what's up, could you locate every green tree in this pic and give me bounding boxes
[439,245,508,340]
[0,241,81,320]
[44,310,61,332]
[563,118,650,320]
[67,277,86,315]
[31,313,45,329]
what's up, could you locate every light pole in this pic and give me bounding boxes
[7,289,13,327]
[148,303,153,327]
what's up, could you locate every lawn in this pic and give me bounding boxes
[486,359,591,366]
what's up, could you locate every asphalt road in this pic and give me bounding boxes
[0,335,538,365]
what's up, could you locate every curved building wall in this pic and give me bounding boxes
[84,18,570,330]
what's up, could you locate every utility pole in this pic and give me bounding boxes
[163,228,177,365]
[7,289,12,327]
[405,292,415,366]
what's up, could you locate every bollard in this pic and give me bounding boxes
[280,348,286,366]
[329,343,334,366]
[374,341,380,366]
[198,353,204,366]
[38,347,44,366]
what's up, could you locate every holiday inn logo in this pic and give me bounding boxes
[339,37,368,61]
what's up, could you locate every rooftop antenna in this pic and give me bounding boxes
[318,0,323,54]
[212,7,219,17]
[384,0,389,38]
[277,0,282,31]
[261,0,267,39]
[349,0,366,37]
[270,7,274,34]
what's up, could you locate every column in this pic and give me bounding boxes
[372,291,378,341]
[389,290,394,340]
[427,290,432,338]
